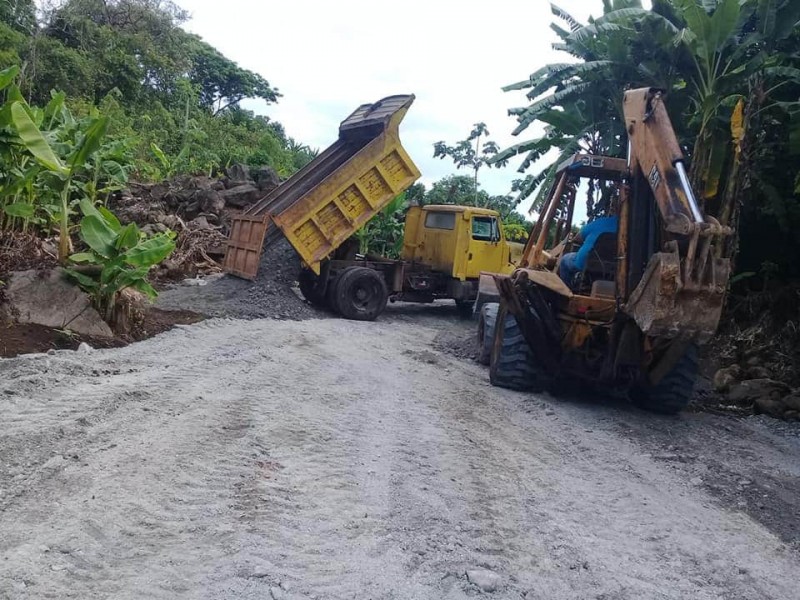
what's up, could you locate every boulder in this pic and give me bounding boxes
[225,163,251,184]
[189,216,214,231]
[253,166,280,192]
[756,391,800,420]
[219,184,261,208]
[713,364,743,393]
[727,378,791,408]
[197,189,225,215]
[466,569,501,593]
[156,214,184,230]
[3,269,113,338]
[746,366,772,380]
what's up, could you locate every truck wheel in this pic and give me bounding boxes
[333,267,388,321]
[455,299,474,318]
[631,344,698,415]
[489,304,550,392]
[477,302,499,365]
[325,267,357,314]
[298,268,327,307]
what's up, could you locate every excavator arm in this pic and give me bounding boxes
[622,87,732,343]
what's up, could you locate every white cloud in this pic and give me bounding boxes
[180,0,624,215]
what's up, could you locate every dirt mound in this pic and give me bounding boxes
[0,231,58,278]
[433,328,480,362]
[0,308,202,358]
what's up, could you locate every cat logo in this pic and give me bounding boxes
[648,164,661,190]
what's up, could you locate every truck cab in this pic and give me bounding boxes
[401,205,517,280]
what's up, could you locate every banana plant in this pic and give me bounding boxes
[66,199,175,321]
[10,99,108,262]
[354,193,409,258]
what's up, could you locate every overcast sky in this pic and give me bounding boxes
[180,0,649,214]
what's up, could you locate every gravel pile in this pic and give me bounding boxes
[432,328,479,362]
[155,237,324,321]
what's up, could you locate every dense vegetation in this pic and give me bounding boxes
[0,0,316,181]
[495,0,800,280]
[0,0,318,315]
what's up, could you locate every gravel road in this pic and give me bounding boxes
[1,312,799,599]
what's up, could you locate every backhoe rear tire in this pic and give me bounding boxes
[298,268,327,307]
[332,267,388,321]
[477,302,499,365]
[631,344,698,415]
[489,304,550,392]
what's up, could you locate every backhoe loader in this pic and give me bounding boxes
[475,88,732,413]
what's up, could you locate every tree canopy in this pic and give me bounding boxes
[0,0,297,178]
[495,0,800,277]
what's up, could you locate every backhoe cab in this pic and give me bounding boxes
[478,88,733,414]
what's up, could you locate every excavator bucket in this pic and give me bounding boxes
[624,246,731,344]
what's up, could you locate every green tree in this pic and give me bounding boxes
[433,123,502,206]
[0,0,35,33]
[187,35,280,114]
[497,0,800,275]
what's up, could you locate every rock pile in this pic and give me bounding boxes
[108,164,280,279]
[710,290,800,421]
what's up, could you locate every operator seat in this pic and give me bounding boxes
[577,232,618,294]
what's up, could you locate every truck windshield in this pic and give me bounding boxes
[472,217,499,241]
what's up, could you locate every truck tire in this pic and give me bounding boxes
[298,268,327,307]
[631,344,698,415]
[477,302,499,365]
[325,267,358,314]
[333,267,388,321]
[489,305,550,392]
[455,299,475,318]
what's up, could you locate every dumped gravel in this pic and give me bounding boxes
[155,237,323,321]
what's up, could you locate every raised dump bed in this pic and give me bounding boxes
[223,95,421,279]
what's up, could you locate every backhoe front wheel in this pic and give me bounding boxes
[332,267,388,321]
[489,304,551,392]
[631,344,698,415]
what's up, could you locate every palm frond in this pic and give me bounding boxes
[567,22,628,44]
[551,3,583,32]
[512,83,593,135]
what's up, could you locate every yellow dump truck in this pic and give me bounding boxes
[224,95,519,320]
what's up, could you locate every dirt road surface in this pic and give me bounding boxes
[2,309,799,599]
